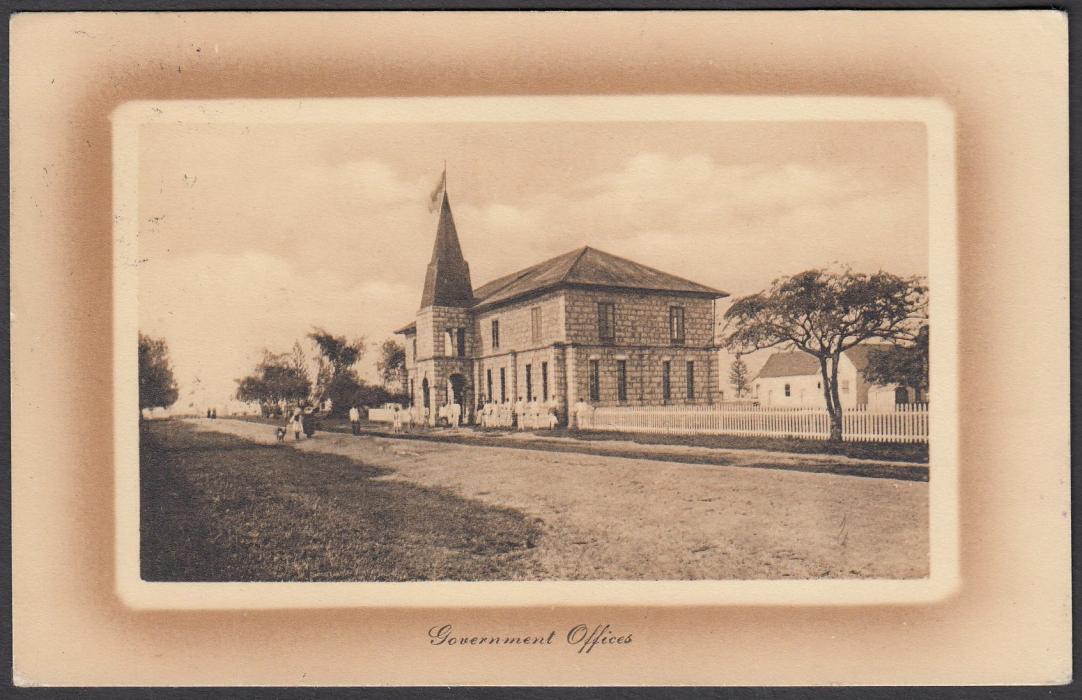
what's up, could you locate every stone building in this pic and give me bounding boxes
[395,192,729,425]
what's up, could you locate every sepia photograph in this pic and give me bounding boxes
[123,97,947,591]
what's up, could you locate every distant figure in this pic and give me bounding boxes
[206,408,211,419]
[210,408,217,419]
[573,397,592,430]
[403,405,415,432]
[290,408,303,441]
[392,405,403,433]
[515,396,527,431]
[349,405,361,435]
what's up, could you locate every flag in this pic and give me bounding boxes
[428,167,446,213]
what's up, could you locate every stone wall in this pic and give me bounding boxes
[562,288,716,348]
[474,291,566,356]
[567,346,719,407]
[415,306,476,361]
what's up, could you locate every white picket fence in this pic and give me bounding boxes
[577,403,929,444]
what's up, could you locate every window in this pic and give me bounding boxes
[444,330,454,357]
[669,306,685,346]
[499,367,506,402]
[589,359,601,401]
[491,319,500,350]
[541,362,549,401]
[662,361,671,402]
[422,378,430,408]
[784,383,791,397]
[525,364,533,402]
[597,303,616,344]
[412,337,417,361]
[616,360,628,402]
[456,327,466,358]
[686,361,695,400]
[531,306,543,344]
[486,369,493,402]
[409,379,414,402]
[841,379,850,394]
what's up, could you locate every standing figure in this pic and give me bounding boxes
[290,407,304,441]
[392,405,403,433]
[348,405,361,436]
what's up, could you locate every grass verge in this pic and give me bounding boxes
[140,421,542,581]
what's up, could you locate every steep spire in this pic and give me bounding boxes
[420,192,474,308]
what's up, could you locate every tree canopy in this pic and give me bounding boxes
[139,333,179,410]
[377,339,407,388]
[728,355,751,398]
[862,324,930,398]
[724,268,927,439]
[235,351,311,408]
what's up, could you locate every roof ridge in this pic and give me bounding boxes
[557,245,592,283]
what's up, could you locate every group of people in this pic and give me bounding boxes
[478,398,560,430]
[282,403,317,442]
[348,404,417,434]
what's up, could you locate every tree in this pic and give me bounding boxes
[139,333,179,411]
[728,355,751,398]
[862,324,930,400]
[307,328,366,416]
[723,268,927,440]
[377,339,407,389]
[235,350,311,412]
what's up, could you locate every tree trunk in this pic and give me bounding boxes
[828,351,844,441]
[818,355,843,441]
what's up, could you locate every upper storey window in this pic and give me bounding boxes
[491,319,500,350]
[531,306,543,344]
[597,303,616,345]
[669,306,686,346]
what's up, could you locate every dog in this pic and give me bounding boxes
[275,426,287,443]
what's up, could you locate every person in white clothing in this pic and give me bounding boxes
[348,405,361,436]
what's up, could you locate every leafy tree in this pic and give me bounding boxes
[307,328,366,416]
[723,268,927,440]
[377,339,407,389]
[235,350,311,412]
[728,355,751,398]
[862,324,929,400]
[139,333,179,411]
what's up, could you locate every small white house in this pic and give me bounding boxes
[753,346,915,410]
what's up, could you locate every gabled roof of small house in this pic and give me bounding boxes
[471,246,727,310]
[754,345,887,380]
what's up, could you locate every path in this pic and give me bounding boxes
[191,418,929,579]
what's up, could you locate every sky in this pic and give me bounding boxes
[137,119,928,410]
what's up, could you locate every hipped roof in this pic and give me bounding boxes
[471,246,727,310]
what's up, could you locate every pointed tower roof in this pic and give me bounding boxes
[420,193,475,308]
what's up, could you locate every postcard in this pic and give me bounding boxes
[10,10,1070,687]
